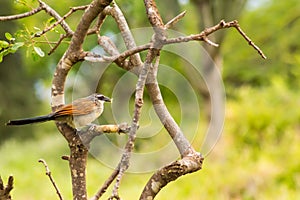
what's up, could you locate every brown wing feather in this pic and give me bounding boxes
[53,100,96,117]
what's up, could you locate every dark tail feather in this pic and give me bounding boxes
[6,115,54,126]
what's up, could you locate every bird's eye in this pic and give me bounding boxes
[96,94,104,100]
[96,94,111,102]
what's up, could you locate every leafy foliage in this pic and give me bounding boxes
[0,32,24,62]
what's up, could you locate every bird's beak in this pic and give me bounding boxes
[103,96,111,102]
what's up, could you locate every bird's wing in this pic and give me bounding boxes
[54,101,96,117]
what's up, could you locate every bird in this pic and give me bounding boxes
[6,93,111,128]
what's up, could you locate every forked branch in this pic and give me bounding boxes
[0,175,14,200]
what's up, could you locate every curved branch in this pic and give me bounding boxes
[0,6,43,21]
[106,2,143,67]
[140,154,203,199]
[146,70,195,157]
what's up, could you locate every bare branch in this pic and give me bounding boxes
[78,123,130,146]
[105,2,143,67]
[48,34,69,55]
[34,5,88,37]
[232,21,267,59]
[38,159,63,200]
[38,0,74,36]
[90,169,119,200]
[202,36,219,47]
[0,175,13,200]
[50,1,113,200]
[146,58,195,157]
[98,35,120,56]
[0,6,43,21]
[111,44,158,200]
[84,43,151,63]
[140,153,203,199]
[165,20,266,59]
[87,10,107,35]
[110,1,167,198]
[144,0,164,28]
[165,10,186,29]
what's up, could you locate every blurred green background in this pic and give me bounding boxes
[1,0,300,199]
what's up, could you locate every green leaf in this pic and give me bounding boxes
[47,17,56,25]
[5,32,14,41]
[0,40,9,48]
[33,46,45,57]
[11,42,24,52]
[33,27,41,31]
[31,50,40,61]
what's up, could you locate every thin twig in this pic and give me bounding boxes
[165,20,266,59]
[165,10,186,29]
[88,10,107,35]
[48,34,69,55]
[34,5,88,37]
[87,19,266,66]
[84,44,151,62]
[90,169,120,200]
[38,159,63,200]
[0,6,43,21]
[233,21,267,59]
[38,0,74,36]
[203,36,219,47]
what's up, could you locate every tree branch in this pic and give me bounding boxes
[38,159,63,200]
[104,2,143,67]
[0,175,13,200]
[38,0,74,36]
[34,5,89,38]
[50,1,113,200]
[109,1,167,198]
[164,10,186,29]
[78,123,130,147]
[0,6,43,21]
[140,154,203,200]
[165,20,267,59]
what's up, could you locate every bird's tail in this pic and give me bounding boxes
[6,114,54,126]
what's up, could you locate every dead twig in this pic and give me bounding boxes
[232,20,267,59]
[165,20,266,59]
[0,175,14,200]
[165,10,186,29]
[38,159,63,200]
